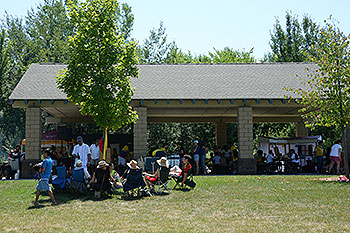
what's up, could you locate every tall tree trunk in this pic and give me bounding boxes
[342,125,350,178]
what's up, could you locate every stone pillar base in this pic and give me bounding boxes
[21,159,40,178]
[238,158,257,175]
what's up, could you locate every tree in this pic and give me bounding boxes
[116,3,134,41]
[26,0,73,63]
[208,47,255,63]
[165,42,193,64]
[287,19,350,176]
[139,21,171,64]
[270,11,319,62]
[57,0,139,157]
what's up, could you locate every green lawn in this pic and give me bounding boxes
[0,175,350,232]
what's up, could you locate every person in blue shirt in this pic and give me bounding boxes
[34,149,57,206]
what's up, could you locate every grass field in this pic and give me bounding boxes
[0,175,350,232]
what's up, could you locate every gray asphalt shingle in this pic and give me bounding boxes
[9,63,317,100]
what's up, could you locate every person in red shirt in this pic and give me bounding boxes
[180,155,192,187]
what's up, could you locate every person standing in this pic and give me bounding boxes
[314,141,324,174]
[193,140,200,174]
[72,136,91,170]
[34,149,57,206]
[176,143,185,159]
[89,140,100,168]
[199,145,208,174]
[328,140,342,174]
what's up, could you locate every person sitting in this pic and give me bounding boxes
[290,149,299,165]
[73,160,91,181]
[144,157,170,192]
[68,160,90,193]
[152,144,168,159]
[255,150,265,173]
[289,149,300,172]
[265,150,276,173]
[91,161,115,195]
[121,160,145,195]
[178,155,193,188]
[213,154,222,165]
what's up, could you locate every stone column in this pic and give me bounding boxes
[133,107,147,167]
[22,107,42,178]
[296,120,309,137]
[237,106,256,174]
[215,121,227,147]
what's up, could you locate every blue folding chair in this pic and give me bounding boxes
[68,168,87,193]
[72,168,84,183]
[52,166,67,189]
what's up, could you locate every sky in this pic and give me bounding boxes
[0,0,349,60]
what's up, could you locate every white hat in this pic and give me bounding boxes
[76,160,82,167]
[157,157,169,168]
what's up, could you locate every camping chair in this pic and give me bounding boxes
[172,168,196,190]
[52,166,67,190]
[122,168,146,198]
[68,168,88,193]
[93,169,113,197]
[149,166,171,194]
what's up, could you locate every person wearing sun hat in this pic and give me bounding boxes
[121,160,145,193]
[91,160,115,194]
[73,159,91,181]
[144,157,170,191]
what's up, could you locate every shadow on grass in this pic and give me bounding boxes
[27,185,195,208]
[27,189,116,209]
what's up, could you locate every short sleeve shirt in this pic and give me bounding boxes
[90,144,100,160]
[73,143,91,167]
[182,163,192,173]
[314,146,324,157]
[330,144,342,157]
[40,157,53,179]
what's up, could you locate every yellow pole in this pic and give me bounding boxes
[103,127,108,160]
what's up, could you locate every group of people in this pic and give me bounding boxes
[150,141,239,175]
[33,136,196,206]
[255,140,344,174]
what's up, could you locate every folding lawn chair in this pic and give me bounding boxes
[172,168,196,189]
[52,166,67,190]
[122,168,146,198]
[68,168,88,193]
[150,166,171,194]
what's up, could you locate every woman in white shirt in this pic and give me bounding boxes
[328,140,342,174]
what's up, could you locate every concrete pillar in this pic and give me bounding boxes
[133,107,147,167]
[296,121,309,137]
[22,107,42,178]
[215,121,227,146]
[237,106,256,174]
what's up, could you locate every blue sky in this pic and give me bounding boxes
[1,0,349,59]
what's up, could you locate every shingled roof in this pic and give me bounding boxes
[9,63,317,100]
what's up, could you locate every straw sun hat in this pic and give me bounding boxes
[157,157,169,168]
[97,160,109,168]
[127,160,139,169]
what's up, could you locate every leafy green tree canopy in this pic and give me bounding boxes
[57,0,139,131]
[289,21,350,128]
[269,11,319,62]
[287,19,350,175]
